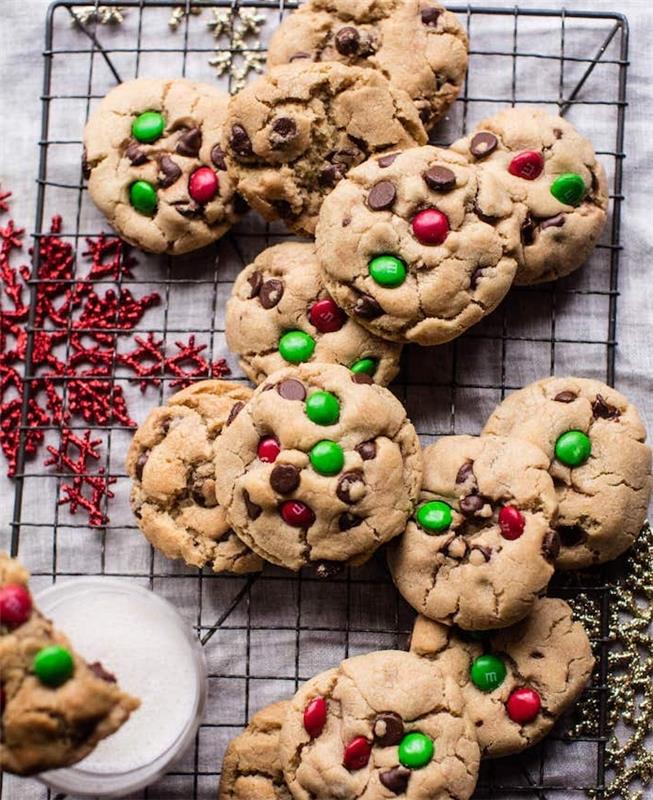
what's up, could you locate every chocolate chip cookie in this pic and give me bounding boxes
[0,553,140,775]
[219,701,291,800]
[315,145,520,345]
[410,597,595,757]
[388,434,559,630]
[267,0,468,130]
[213,363,422,572]
[127,380,262,574]
[280,650,480,799]
[451,107,608,284]
[226,241,402,385]
[483,376,652,569]
[84,78,244,254]
[223,61,426,235]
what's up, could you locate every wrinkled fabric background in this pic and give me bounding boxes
[1,1,652,798]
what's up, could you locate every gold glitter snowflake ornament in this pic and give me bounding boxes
[71,5,125,26]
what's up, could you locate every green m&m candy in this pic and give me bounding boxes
[305,391,340,426]
[368,255,407,288]
[416,500,452,533]
[132,110,165,143]
[130,180,157,215]
[310,440,345,475]
[398,732,434,769]
[278,330,316,364]
[550,172,586,206]
[350,358,377,377]
[470,654,507,692]
[555,430,591,467]
[33,645,74,687]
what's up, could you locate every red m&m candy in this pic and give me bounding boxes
[506,687,542,724]
[0,584,32,628]
[508,151,544,181]
[498,506,525,540]
[304,696,327,738]
[343,736,372,771]
[280,500,315,528]
[309,298,347,333]
[188,167,219,204]
[411,208,449,245]
[257,436,281,463]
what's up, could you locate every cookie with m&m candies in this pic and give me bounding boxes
[214,363,422,572]
[409,597,595,758]
[484,376,652,569]
[226,242,402,386]
[388,433,559,631]
[451,106,608,284]
[315,145,520,346]
[279,650,480,799]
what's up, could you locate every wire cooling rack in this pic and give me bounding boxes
[2,2,629,799]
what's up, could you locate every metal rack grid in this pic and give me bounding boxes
[3,2,629,798]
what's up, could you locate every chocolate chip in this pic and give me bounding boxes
[352,372,373,384]
[354,294,383,319]
[319,163,346,187]
[247,270,262,298]
[328,148,358,166]
[210,144,227,171]
[271,117,297,142]
[233,193,250,215]
[81,147,90,179]
[521,214,536,246]
[335,26,360,56]
[338,512,363,531]
[380,766,411,795]
[373,712,404,747]
[230,123,252,156]
[172,200,200,218]
[420,6,442,26]
[342,215,351,227]
[176,127,202,157]
[470,544,492,562]
[460,493,485,516]
[125,141,148,166]
[540,213,566,230]
[88,661,117,683]
[290,51,312,61]
[423,165,456,192]
[553,128,563,139]
[554,390,577,403]
[270,463,300,494]
[276,379,306,401]
[158,155,182,188]
[313,560,343,579]
[355,441,376,460]
[243,489,262,520]
[367,180,396,211]
[377,153,398,168]
[474,204,497,225]
[592,393,620,420]
[336,471,364,504]
[259,279,284,309]
[134,451,149,481]
[226,401,245,426]
[542,529,562,560]
[470,131,498,159]
[455,460,475,485]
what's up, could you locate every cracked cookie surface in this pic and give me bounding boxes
[267,0,468,131]
[315,145,520,345]
[280,649,480,800]
[387,435,559,630]
[451,107,608,285]
[213,363,422,572]
[483,376,652,569]
[226,241,402,385]
[0,553,140,776]
[84,78,244,254]
[127,380,262,574]
[410,597,595,758]
[219,700,291,800]
[223,61,426,235]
